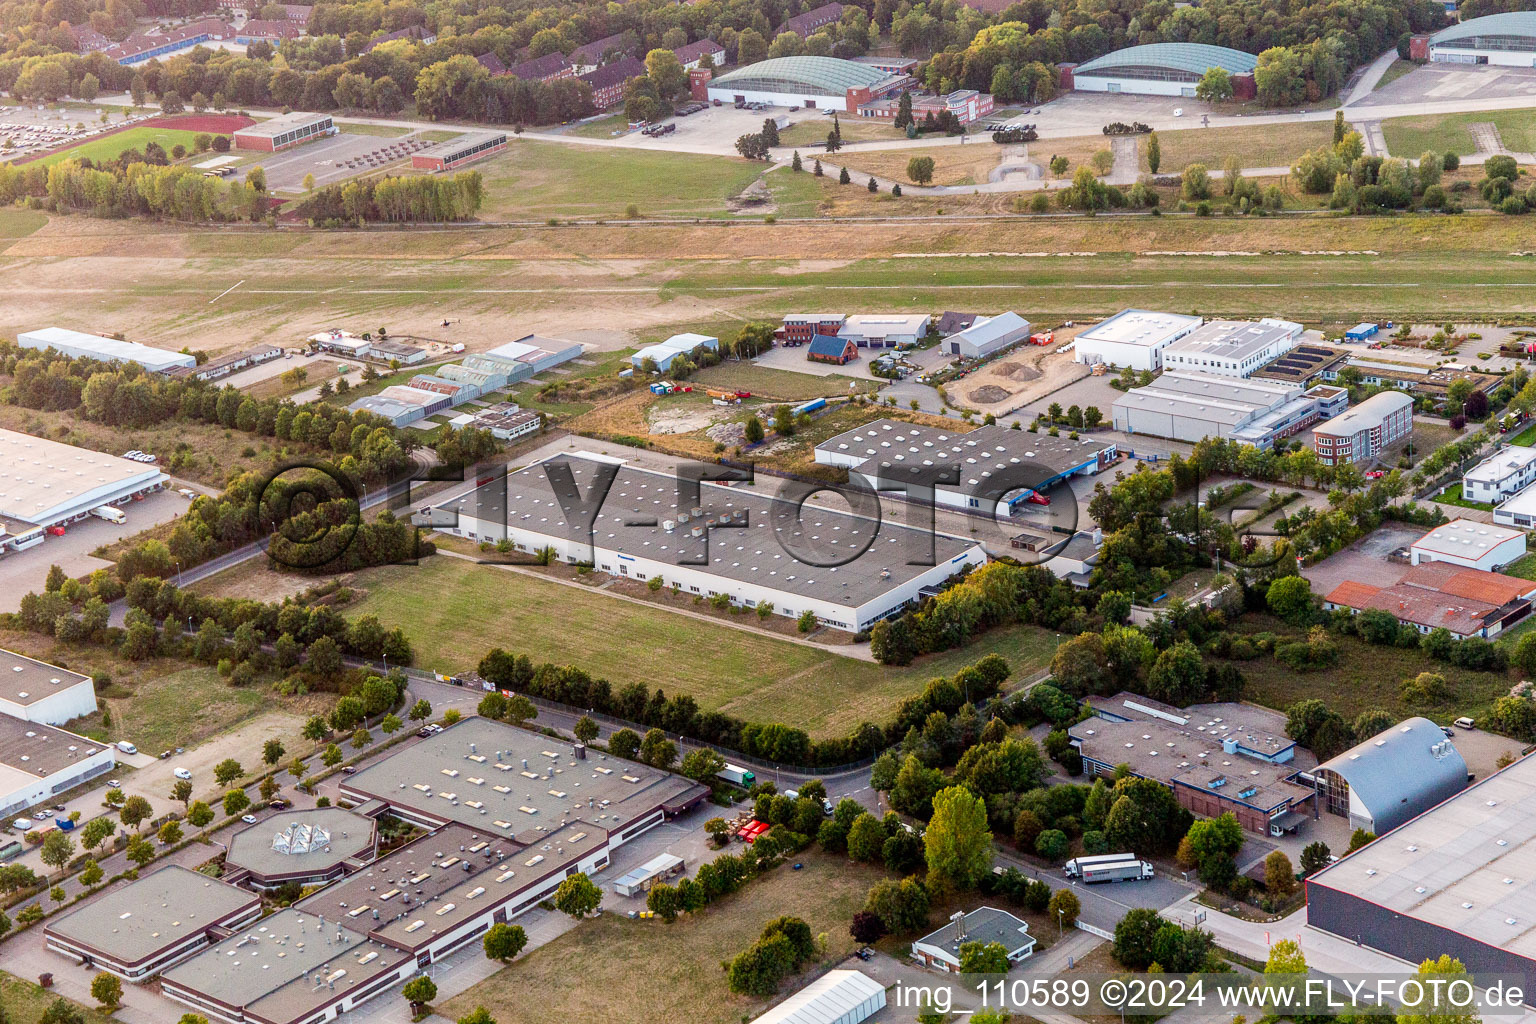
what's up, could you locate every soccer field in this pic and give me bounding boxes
[33,126,213,167]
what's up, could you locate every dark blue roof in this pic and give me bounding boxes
[808,334,850,356]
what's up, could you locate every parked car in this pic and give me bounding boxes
[158,750,172,759]
[342,765,358,774]
[268,798,291,810]
[33,809,51,819]
[106,779,121,788]
[241,814,258,824]
[173,767,192,780]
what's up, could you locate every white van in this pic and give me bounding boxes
[116,740,137,754]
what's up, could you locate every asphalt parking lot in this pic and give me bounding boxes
[0,488,191,611]
[251,130,454,192]
[1354,63,1536,109]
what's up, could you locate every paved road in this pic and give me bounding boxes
[993,847,1199,935]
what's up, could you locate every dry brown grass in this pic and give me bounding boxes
[840,142,1005,186]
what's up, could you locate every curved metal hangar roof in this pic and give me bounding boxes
[709,56,894,94]
[1431,11,1536,49]
[1075,42,1258,77]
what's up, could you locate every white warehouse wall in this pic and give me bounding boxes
[0,678,97,726]
[1072,76,1196,97]
[0,746,115,819]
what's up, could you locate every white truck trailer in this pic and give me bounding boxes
[1063,852,1154,884]
[716,763,756,787]
[90,505,126,524]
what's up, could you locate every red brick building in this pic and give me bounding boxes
[506,51,574,83]
[580,56,645,108]
[411,130,508,171]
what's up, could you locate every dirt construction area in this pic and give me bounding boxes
[953,326,1091,416]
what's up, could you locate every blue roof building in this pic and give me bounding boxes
[1429,12,1536,64]
[1067,43,1258,98]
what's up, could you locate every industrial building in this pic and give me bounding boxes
[308,329,372,358]
[837,314,930,349]
[814,418,1117,515]
[1060,42,1258,98]
[0,428,170,553]
[1159,319,1302,378]
[1250,343,1350,389]
[1112,373,1348,447]
[142,717,707,1024]
[778,314,846,345]
[1323,560,1536,639]
[161,344,283,382]
[630,333,719,372]
[705,56,908,111]
[1416,11,1536,65]
[410,131,508,172]
[912,908,1036,973]
[1310,390,1414,466]
[0,714,115,820]
[1072,309,1202,371]
[1313,718,1468,836]
[1495,483,1536,530]
[18,326,195,374]
[1305,742,1536,977]
[1465,445,1536,505]
[223,809,378,890]
[942,312,1032,359]
[102,17,231,63]
[348,386,450,427]
[369,339,428,366]
[751,970,885,1024]
[1069,692,1317,836]
[0,649,96,725]
[1411,518,1527,572]
[232,112,336,152]
[422,451,987,633]
[1340,359,1502,412]
[469,404,542,442]
[44,867,262,982]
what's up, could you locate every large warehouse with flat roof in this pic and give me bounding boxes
[232,112,336,152]
[1160,319,1302,379]
[1062,43,1258,98]
[0,649,96,725]
[1306,744,1536,978]
[1112,372,1348,447]
[1073,310,1202,371]
[144,717,709,1024]
[706,55,906,111]
[45,866,262,982]
[0,429,169,552]
[813,418,1117,514]
[18,327,195,373]
[422,452,988,633]
[0,714,115,820]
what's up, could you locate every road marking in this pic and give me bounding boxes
[209,279,246,303]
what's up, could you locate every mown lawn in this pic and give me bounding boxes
[1380,109,1536,157]
[476,140,766,219]
[0,974,114,1024]
[439,853,889,1024]
[342,556,1059,739]
[1223,615,1511,725]
[839,142,1002,186]
[34,125,210,167]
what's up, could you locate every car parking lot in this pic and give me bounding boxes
[0,488,190,612]
[250,129,461,192]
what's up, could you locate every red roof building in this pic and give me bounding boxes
[782,2,844,37]
[580,56,645,108]
[506,51,574,82]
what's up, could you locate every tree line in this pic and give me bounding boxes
[293,171,484,225]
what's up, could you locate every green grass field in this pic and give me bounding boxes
[0,974,113,1024]
[1434,482,1494,511]
[34,125,210,167]
[341,556,1058,739]
[1381,109,1536,157]
[336,123,411,138]
[1227,616,1511,725]
[440,854,889,1024]
[0,208,46,238]
[566,114,632,139]
[475,140,767,219]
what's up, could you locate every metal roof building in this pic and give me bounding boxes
[422,451,988,633]
[1067,43,1259,97]
[0,428,169,537]
[1429,12,1536,65]
[0,713,115,822]
[1304,736,1536,976]
[1112,372,1348,447]
[1314,718,1469,836]
[912,907,1036,973]
[224,808,378,890]
[1411,518,1526,573]
[1072,309,1202,371]
[750,969,886,1024]
[1160,319,1302,379]
[706,56,904,111]
[18,327,195,373]
[942,311,1032,360]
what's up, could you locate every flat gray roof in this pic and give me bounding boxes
[0,715,107,778]
[816,417,1115,482]
[235,111,332,139]
[163,907,409,1021]
[1162,319,1299,362]
[45,866,259,965]
[226,808,377,879]
[918,906,1035,956]
[430,454,981,609]
[339,717,705,839]
[1074,309,1201,348]
[415,130,507,161]
[1308,749,1536,958]
[298,821,606,951]
[0,649,91,707]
